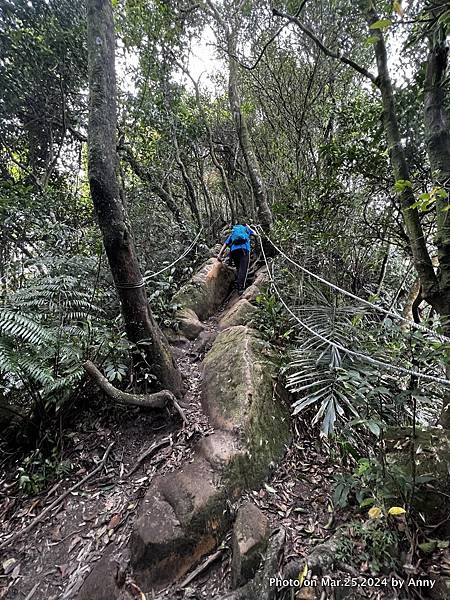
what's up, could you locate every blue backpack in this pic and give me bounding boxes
[230,224,249,245]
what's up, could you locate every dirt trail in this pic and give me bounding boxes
[0,302,231,600]
[0,283,338,600]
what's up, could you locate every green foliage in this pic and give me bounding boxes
[147,265,195,328]
[333,456,435,511]
[0,269,108,411]
[335,519,399,574]
[369,19,392,30]
[253,292,295,345]
[17,447,72,495]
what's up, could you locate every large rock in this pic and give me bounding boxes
[201,326,290,488]
[218,267,268,330]
[242,269,268,303]
[76,547,131,600]
[219,298,258,330]
[130,455,225,588]
[176,308,206,340]
[172,258,235,322]
[129,326,290,590]
[231,502,269,588]
[223,529,286,600]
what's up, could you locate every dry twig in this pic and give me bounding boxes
[0,442,115,550]
[124,436,172,478]
[180,548,223,588]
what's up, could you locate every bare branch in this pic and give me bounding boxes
[272,8,378,85]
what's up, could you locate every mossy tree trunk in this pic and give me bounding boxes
[424,21,450,426]
[86,0,181,395]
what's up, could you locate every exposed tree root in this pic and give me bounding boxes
[123,436,172,479]
[83,360,187,423]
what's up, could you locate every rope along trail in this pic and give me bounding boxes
[257,226,450,345]
[257,231,450,387]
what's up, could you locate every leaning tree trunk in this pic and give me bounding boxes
[86,0,181,395]
[424,22,450,426]
[227,29,273,233]
[363,4,438,304]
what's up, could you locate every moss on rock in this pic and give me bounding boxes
[202,326,290,490]
[172,258,235,322]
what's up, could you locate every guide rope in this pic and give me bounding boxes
[143,227,204,281]
[257,232,450,387]
[256,226,450,345]
[115,280,145,290]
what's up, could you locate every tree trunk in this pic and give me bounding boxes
[424,22,450,427]
[227,29,273,233]
[86,0,181,395]
[363,4,438,306]
[425,24,450,298]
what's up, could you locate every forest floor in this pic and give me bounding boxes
[0,295,426,600]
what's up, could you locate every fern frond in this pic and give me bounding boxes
[0,309,54,345]
[0,339,17,376]
[16,354,54,386]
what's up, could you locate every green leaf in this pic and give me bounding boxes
[359,497,376,508]
[418,540,437,554]
[364,35,379,46]
[393,179,412,193]
[369,19,392,30]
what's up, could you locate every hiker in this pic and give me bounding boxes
[217,223,256,294]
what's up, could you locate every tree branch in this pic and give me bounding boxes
[272,8,378,84]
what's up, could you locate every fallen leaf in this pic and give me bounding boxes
[107,513,121,529]
[388,506,406,516]
[50,525,62,541]
[264,483,276,494]
[11,564,21,579]
[2,558,16,575]
[69,535,82,552]
[368,506,382,519]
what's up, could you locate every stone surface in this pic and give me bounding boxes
[130,455,228,589]
[201,326,291,489]
[192,329,218,358]
[219,298,258,330]
[242,269,268,303]
[76,547,130,600]
[198,431,245,469]
[173,258,235,322]
[129,326,290,589]
[231,502,269,588]
[222,528,286,600]
[176,308,206,340]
